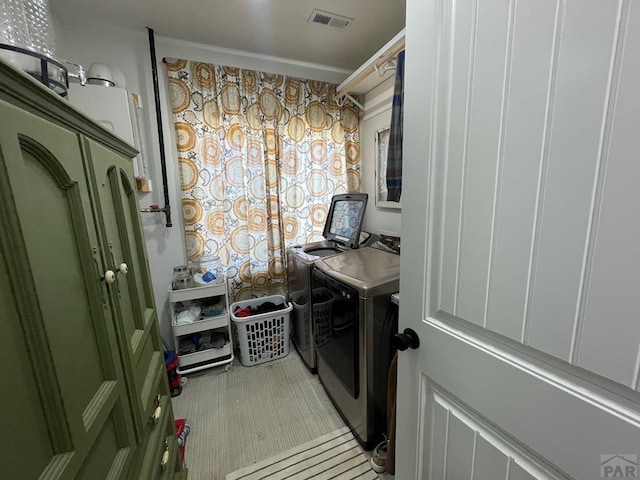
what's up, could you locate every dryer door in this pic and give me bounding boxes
[312,267,360,398]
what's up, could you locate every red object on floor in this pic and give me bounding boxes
[164,350,182,396]
[175,418,190,467]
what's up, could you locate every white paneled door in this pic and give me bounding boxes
[397,0,640,479]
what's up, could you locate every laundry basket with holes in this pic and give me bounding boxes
[290,289,310,350]
[312,287,334,347]
[231,295,293,366]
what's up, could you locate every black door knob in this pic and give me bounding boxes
[392,328,420,351]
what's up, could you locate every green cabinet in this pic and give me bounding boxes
[0,61,186,479]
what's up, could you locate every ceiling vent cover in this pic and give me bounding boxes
[308,9,354,29]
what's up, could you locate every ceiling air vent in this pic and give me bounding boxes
[308,9,354,29]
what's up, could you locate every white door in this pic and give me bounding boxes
[396,0,640,479]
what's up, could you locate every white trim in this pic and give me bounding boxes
[427,316,640,428]
[432,389,560,479]
[158,34,352,75]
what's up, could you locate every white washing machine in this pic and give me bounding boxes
[286,194,369,372]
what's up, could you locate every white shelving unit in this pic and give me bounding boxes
[168,281,234,374]
[336,28,405,100]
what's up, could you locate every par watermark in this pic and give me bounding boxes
[601,454,638,478]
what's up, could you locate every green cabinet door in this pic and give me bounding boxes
[0,101,136,479]
[84,139,168,440]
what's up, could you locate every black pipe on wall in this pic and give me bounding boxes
[147,27,172,228]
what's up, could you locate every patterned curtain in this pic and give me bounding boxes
[165,58,361,301]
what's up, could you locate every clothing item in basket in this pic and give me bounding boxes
[178,337,196,355]
[233,300,285,317]
[234,306,251,318]
[201,298,225,316]
[178,331,228,355]
[199,331,227,349]
[174,305,201,325]
[195,331,227,350]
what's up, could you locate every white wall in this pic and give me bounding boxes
[359,76,402,236]
[54,22,350,344]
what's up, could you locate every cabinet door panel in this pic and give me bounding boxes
[0,102,135,478]
[86,139,164,435]
[0,250,53,478]
[132,393,180,480]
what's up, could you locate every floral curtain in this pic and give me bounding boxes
[165,58,361,301]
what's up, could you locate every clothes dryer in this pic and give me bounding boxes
[311,246,400,449]
[286,194,368,372]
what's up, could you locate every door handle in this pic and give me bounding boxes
[393,328,420,351]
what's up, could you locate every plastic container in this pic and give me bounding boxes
[189,254,223,285]
[172,265,193,290]
[0,0,57,73]
[231,295,293,366]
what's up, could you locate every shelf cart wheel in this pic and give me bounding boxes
[225,363,233,372]
[179,377,188,386]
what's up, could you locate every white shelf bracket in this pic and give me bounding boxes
[343,93,365,111]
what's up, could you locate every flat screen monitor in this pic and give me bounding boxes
[322,193,368,249]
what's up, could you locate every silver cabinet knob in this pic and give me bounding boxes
[118,263,128,275]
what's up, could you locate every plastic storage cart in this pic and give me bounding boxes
[231,295,293,366]
[168,281,234,374]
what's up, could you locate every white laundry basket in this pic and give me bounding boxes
[231,295,293,366]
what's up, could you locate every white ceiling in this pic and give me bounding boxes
[49,0,406,70]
